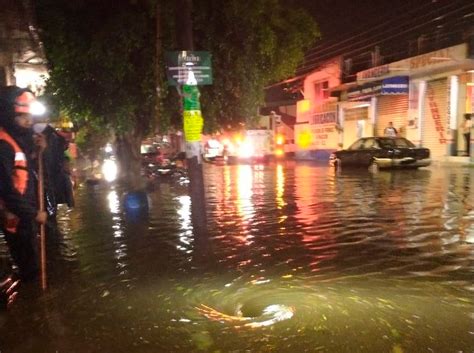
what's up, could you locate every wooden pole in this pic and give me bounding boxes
[38,150,47,290]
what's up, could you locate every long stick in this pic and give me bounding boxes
[38,150,47,290]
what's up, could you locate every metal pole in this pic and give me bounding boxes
[176,0,207,227]
[155,0,162,129]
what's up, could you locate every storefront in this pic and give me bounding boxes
[294,100,340,160]
[353,43,474,159]
[342,105,370,148]
[375,76,409,137]
[341,77,410,147]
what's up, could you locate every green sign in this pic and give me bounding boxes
[183,85,201,111]
[165,51,213,86]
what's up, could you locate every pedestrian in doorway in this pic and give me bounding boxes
[462,114,472,156]
[0,86,47,282]
[384,122,398,137]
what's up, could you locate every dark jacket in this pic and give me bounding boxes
[42,125,74,208]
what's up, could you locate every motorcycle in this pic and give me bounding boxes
[142,155,188,185]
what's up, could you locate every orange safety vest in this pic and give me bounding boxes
[0,128,29,233]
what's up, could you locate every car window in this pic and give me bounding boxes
[361,138,376,149]
[379,139,395,148]
[394,138,415,148]
[348,139,364,150]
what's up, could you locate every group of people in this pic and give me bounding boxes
[0,86,74,284]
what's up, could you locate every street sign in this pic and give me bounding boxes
[183,110,203,142]
[165,51,212,86]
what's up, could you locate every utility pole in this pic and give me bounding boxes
[155,0,162,129]
[176,0,207,230]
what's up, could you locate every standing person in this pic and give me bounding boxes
[462,114,472,156]
[37,123,75,210]
[0,86,47,282]
[384,122,398,137]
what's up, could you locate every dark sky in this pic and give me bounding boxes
[289,0,437,40]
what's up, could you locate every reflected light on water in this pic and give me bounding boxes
[106,191,128,274]
[237,165,254,221]
[295,165,317,225]
[276,164,286,210]
[196,303,294,329]
[223,165,231,201]
[176,195,193,253]
[107,190,120,214]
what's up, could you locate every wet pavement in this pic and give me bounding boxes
[1,162,473,353]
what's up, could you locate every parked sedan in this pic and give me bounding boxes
[329,137,431,171]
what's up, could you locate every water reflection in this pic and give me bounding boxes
[1,164,473,353]
[176,195,193,254]
[236,165,254,222]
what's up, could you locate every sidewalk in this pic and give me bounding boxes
[433,156,474,166]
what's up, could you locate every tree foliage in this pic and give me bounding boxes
[193,0,319,131]
[36,0,318,136]
[36,0,160,137]
[35,0,318,190]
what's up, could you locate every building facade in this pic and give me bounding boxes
[340,43,474,159]
[292,42,474,161]
[294,58,343,160]
[0,0,48,93]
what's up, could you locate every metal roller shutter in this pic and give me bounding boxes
[422,79,448,158]
[343,107,368,148]
[376,95,408,137]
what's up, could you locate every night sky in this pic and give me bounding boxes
[290,0,439,40]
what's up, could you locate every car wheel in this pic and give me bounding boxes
[368,160,379,173]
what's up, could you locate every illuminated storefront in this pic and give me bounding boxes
[294,58,342,160]
[347,43,474,159]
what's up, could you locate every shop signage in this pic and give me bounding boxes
[357,65,390,81]
[381,76,409,94]
[349,76,409,100]
[356,44,468,82]
[426,87,447,144]
[311,111,337,125]
[348,82,382,100]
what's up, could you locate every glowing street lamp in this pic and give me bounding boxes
[30,101,46,116]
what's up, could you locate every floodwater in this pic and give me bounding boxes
[1,162,473,353]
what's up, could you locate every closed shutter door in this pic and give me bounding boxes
[343,107,368,148]
[422,79,448,158]
[376,95,408,137]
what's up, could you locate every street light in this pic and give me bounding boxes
[30,101,46,116]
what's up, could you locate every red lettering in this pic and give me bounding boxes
[427,88,447,144]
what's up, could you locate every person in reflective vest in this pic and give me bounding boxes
[0,86,47,281]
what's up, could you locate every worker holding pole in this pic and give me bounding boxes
[0,86,47,286]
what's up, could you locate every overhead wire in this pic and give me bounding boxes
[297,1,474,76]
[303,0,471,60]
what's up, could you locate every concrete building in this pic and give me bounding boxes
[0,0,48,93]
[265,0,474,162]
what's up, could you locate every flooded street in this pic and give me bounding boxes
[1,163,473,353]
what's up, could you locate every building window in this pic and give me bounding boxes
[314,81,329,101]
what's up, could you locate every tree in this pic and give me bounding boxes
[35,0,318,189]
[35,0,166,190]
[193,0,318,131]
